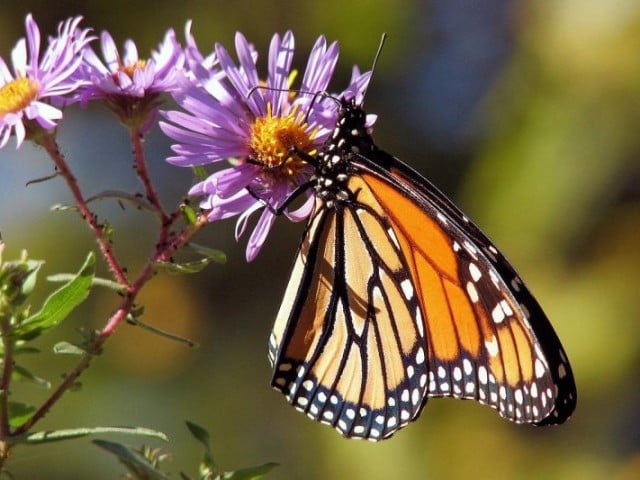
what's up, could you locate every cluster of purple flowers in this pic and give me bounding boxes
[0,14,373,260]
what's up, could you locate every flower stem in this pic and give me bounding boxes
[39,134,130,288]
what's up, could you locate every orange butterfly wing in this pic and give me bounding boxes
[268,98,575,440]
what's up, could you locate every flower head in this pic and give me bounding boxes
[161,30,372,261]
[0,14,92,148]
[76,28,184,128]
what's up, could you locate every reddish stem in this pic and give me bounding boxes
[39,134,130,288]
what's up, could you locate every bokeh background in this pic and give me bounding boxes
[1,1,639,479]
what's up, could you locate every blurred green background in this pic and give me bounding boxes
[1,0,639,478]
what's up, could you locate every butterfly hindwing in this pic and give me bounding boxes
[270,177,431,440]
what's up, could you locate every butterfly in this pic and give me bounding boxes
[266,96,576,441]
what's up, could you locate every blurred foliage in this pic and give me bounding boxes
[0,0,638,479]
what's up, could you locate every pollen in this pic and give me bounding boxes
[112,59,147,84]
[249,104,317,177]
[0,77,39,117]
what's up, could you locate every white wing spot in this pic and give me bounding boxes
[387,228,400,249]
[463,358,473,375]
[489,270,500,288]
[416,347,425,364]
[500,299,513,317]
[415,308,425,337]
[558,363,567,379]
[275,377,286,386]
[323,410,334,420]
[278,363,292,372]
[492,304,505,324]
[401,389,410,402]
[302,380,314,391]
[375,415,385,425]
[330,395,339,405]
[469,262,482,281]
[515,389,524,405]
[407,365,415,378]
[388,397,396,407]
[466,281,479,303]
[317,392,327,403]
[438,366,447,378]
[535,359,546,379]
[499,386,507,400]
[400,410,411,421]
[412,388,420,405]
[465,382,475,394]
[346,408,355,419]
[387,417,397,428]
[400,279,414,300]
[485,335,499,357]
[353,425,365,435]
[478,366,488,385]
[453,367,462,381]
[530,382,538,398]
[419,374,427,388]
[437,212,448,225]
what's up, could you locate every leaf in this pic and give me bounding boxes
[47,273,125,293]
[16,252,95,340]
[86,190,154,212]
[192,166,209,181]
[53,341,86,355]
[180,203,198,225]
[155,258,213,274]
[12,364,51,388]
[93,439,170,480]
[127,316,197,347]
[187,244,227,264]
[23,426,168,445]
[219,463,278,480]
[7,402,35,428]
[185,421,215,474]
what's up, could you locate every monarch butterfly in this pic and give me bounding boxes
[267,96,576,441]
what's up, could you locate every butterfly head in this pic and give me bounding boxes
[311,98,376,207]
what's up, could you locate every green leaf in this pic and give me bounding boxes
[155,258,213,274]
[53,341,86,355]
[85,190,154,212]
[185,421,215,474]
[7,402,35,428]
[93,439,170,480]
[127,316,197,347]
[16,252,95,340]
[47,273,126,293]
[12,364,51,388]
[23,426,168,445]
[218,463,278,480]
[192,166,209,181]
[180,203,198,225]
[188,244,227,264]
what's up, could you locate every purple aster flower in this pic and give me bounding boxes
[76,27,184,128]
[0,14,92,149]
[161,30,372,261]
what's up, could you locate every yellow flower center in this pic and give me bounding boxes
[112,59,147,84]
[0,77,39,117]
[249,104,317,177]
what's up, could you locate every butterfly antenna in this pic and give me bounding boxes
[361,33,388,104]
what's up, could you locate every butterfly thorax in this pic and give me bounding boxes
[313,98,377,209]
